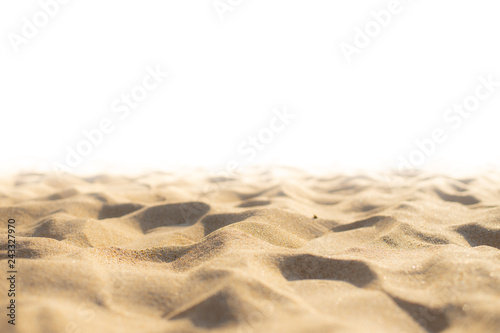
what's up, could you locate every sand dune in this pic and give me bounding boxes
[1,170,500,332]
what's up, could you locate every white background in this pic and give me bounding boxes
[1,0,499,175]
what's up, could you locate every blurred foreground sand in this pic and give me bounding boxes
[1,169,499,332]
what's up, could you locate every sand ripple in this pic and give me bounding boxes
[1,171,500,332]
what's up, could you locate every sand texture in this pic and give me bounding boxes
[1,170,500,333]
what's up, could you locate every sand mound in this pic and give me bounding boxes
[1,170,499,332]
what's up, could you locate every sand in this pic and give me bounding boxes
[1,169,500,333]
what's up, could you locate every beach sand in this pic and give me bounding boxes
[1,169,499,332]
